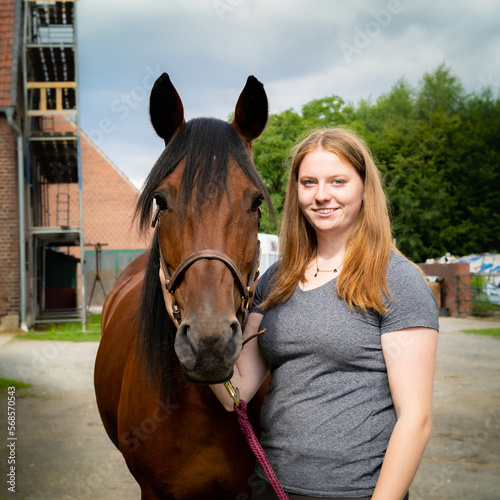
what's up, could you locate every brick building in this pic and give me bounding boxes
[0,0,149,330]
[49,118,150,311]
[79,125,150,310]
[0,0,24,330]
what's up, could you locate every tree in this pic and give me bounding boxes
[251,65,499,262]
[253,109,306,233]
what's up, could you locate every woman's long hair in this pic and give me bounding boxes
[261,127,393,315]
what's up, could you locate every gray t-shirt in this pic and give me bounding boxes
[251,250,439,498]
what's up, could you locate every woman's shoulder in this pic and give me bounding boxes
[385,249,433,296]
[382,250,439,332]
[387,249,423,276]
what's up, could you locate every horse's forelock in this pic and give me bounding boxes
[135,117,271,233]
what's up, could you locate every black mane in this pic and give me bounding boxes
[134,117,272,398]
[135,117,270,231]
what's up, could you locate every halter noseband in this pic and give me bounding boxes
[152,209,261,326]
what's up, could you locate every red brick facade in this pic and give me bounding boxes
[1,0,151,327]
[81,133,150,249]
[0,0,17,108]
[418,262,472,317]
[0,0,21,328]
[1,114,151,327]
[46,125,150,251]
[0,119,20,321]
[49,127,152,310]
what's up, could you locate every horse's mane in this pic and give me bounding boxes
[134,117,271,398]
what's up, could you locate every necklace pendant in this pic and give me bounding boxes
[314,255,343,278]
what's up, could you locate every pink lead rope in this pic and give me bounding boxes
[233,399,289,500]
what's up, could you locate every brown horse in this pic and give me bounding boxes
[94,73,271,499]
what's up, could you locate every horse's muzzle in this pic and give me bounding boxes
[174,317,242,384]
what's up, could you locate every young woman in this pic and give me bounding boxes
[212,127,439,500]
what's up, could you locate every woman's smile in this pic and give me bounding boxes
[314,208,337,214]
[298,148,364,238]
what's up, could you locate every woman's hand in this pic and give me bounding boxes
[210,312,270,411]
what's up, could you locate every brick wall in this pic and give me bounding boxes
[0,118,20,322]
[1,113,153,324]
[46,122,151,251]
[418,262,471,317]
[80,132,151,249]
[45,125,153,309]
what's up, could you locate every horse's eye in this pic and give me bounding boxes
[154,194,168,211]
[251,195,264,213]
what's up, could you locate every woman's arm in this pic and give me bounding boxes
[372,326,438,500]
[210,311,270,411]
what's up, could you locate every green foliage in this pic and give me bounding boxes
[471,275,488,287]
[416,63,464,118]
[252,64,500,262]
[469,276,500,316]
[253,109,307,231]
[471,294,499,316]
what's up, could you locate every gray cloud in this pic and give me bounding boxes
[77,0,500,187]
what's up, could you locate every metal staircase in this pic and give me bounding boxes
[22,0,86,324]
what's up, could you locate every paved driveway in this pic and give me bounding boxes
[0,316,499,499]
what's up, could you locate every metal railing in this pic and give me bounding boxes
[456,274,500,316]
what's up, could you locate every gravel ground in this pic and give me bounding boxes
[0,316,499,500]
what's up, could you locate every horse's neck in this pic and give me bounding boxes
[182,383,221,409]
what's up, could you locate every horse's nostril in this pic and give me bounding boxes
[224,319,242,367]
[174,318,242,376]
[174,323,196,370]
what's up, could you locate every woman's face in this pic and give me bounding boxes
[297,148,364,239]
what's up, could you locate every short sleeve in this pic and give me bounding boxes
[251,261,279,314]
[381,255,440,334]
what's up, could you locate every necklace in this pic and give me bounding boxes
[314,255,343,278]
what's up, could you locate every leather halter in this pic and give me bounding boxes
[152,209,261,326]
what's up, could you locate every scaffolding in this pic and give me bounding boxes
[22,0,85,325]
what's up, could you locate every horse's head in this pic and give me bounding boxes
[136,74,270,386]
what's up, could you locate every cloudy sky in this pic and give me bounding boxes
[77,0,500,189]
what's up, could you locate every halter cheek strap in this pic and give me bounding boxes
[155,219,261,327]
[157,236,182,322]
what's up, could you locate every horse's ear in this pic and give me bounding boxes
[232,76,268,144]
[150,73,185,146]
